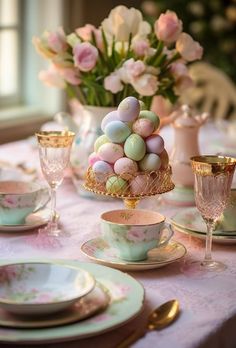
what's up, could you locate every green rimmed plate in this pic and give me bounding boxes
[0,260,144,344]
[81,237,186,271]
[171,207,236,236]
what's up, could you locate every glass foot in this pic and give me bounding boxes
[181,259,227,278]
[200,260,226,272]
[38,222,70,238]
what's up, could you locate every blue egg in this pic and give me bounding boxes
[105,121,131,143]
[92,160,114,183]
[101,111,119,132]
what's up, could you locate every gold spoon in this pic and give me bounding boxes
[117,299,180,348]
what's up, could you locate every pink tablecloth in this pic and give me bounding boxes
[0,123,236,348]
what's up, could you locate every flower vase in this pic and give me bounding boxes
[69,102,115,198]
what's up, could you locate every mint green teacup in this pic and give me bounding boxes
[101,209,174,261]
[0,181,50,225]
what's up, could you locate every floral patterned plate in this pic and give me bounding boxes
[0,208,50,232]
[0,262,95,316]
[171,206,236,235]
[0,260,144,344]
[81,238,186,271]
[0,282,110,328]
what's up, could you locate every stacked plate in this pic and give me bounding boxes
[0,260,144,345]
[171,205,236,244]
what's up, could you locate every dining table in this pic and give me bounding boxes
[0,121,236,348]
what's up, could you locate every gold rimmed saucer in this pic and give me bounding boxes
[81,238,186,271]
[0,208,51,232]
[0,283,109,329]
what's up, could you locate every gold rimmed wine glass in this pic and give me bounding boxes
[190,155,236,271]
[36,131,75,236]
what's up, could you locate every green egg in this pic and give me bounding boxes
[106,176,128,194]
[94,135,111,152]
[124,134,146,161]
[139,110,160,131]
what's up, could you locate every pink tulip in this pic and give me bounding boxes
[170,62,188,78]
[123,58,146,79]
[155,11,182,43]
[60,68,81,85]
[76,24,104,51]
[132,39,151,57]
[73,42,98,72]
[47,27,68,53]
[32,36,55,59]
[104,72,123,93]
[38,64,66,88]
[176,33,203,61]
[132,73,158,96]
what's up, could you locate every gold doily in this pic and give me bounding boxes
[84,166,175,208]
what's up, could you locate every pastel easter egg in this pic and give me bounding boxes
[101,111,119,132]
[104,121,131,143]
[139,110,160,131]
[94,135,111,152]
[106,176,128,195]
[88,152,101,166]
[132,119,154,138]
[124,134,146,161]
[130,174,154,195]
[139,153,161,172]
[92,161,114,183]
[98,143,124,164]
[114,157,138,176]
[146,135,164,155]
[118,97,140,122]
[159,149,169,169]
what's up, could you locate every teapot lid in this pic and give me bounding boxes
[173,105,208,128]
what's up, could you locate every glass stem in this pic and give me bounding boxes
[50,187,57,225]
[204,220,215,262]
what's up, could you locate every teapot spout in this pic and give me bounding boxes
[54,112,79,133]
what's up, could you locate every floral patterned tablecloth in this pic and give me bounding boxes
[0,123,236,348]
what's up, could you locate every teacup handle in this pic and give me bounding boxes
[158,223,174,248]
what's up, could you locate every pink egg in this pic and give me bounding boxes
[88,152,101,166]
[159,149,169,169]
[132,119,154,138]
[146,135,164,154]
[92,161,114,183]
[130,174,154,195]
[101,111,119,132]
[118,97,140,122]
[114,157,138,176]
[98,143,124,164]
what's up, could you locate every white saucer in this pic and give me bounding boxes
[81,237,186,271]
[0,208,50,232]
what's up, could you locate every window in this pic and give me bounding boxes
[0,0,21,107]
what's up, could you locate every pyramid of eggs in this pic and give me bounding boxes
[85,96,173,197]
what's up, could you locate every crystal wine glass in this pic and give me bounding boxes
[191,155,236,271]
[36,131,75,236]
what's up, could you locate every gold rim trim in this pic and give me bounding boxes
[36,131,75,148]
[191,155,236,176]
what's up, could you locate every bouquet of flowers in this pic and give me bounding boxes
[33,5,203,108]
